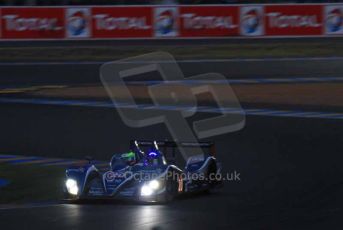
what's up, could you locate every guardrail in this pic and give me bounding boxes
[0,4,341,40]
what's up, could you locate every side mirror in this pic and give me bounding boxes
[85,156,93,164]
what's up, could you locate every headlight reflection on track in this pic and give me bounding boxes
[136,206,164,229]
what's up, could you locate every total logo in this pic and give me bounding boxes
[240,6,264,36]
[326,6,343,34]
[181,14,237,30]
[154,7,178,37]
[2,14,63,31]
[66,8,90,38]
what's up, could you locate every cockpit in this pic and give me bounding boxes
[110,151,137,171]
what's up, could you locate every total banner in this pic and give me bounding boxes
[0,4,342,40]
[92,6,153,38]
[264,5,323,36]
[179,6,239,37]
[1,7,65,39]
[325,4,343,35]
[65,7,91,38]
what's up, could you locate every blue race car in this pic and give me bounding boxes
[64,140,222,203]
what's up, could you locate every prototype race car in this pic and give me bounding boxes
[64,140,222,203]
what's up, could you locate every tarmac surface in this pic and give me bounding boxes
[0,37,342,47]
[1,57,343,87]
[0,48,343,229]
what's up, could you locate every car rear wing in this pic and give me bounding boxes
[130,140,216,165]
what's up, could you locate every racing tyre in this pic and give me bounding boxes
[163,173,179,202]
[83,172,105,197]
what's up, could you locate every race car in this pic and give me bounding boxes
[63,140,222,203]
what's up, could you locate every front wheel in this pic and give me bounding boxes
[83,175,105,197]
[162,173,179,202]
[63,190,80,202]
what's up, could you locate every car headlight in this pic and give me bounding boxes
[65,179,79,195]
[140,179,160,196]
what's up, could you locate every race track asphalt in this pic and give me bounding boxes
[1,57,343,87]
[0,37,342,47]
[0,55,343,229]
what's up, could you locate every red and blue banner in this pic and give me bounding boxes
[0,4,341,40]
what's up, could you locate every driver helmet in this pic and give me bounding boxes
[120,151,136,166]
